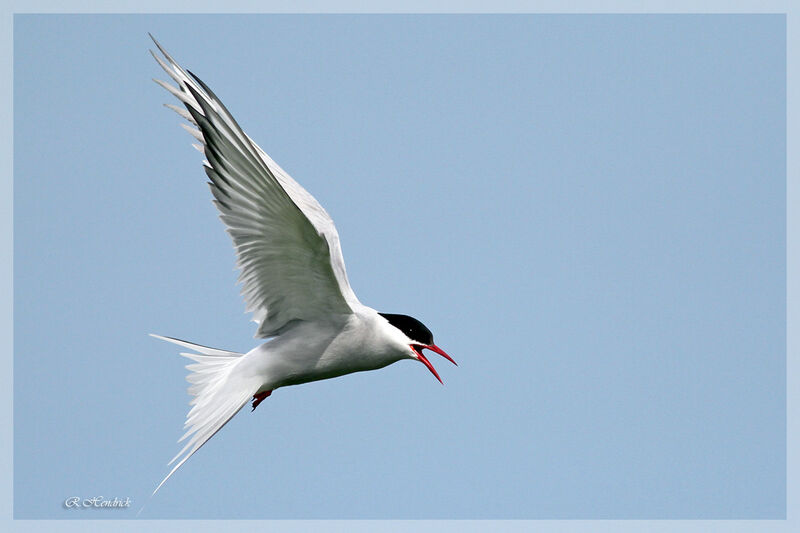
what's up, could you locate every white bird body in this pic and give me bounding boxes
[242,308,414,391]
[147,35,455,496]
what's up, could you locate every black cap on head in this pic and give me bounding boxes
[379,313,433,345]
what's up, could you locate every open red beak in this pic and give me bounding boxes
[412,344,457,384]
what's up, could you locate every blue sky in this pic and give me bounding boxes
[13,14,785,519]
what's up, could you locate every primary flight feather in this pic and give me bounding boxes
[148,35,456,495]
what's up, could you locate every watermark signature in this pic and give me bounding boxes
[64,496,131,509]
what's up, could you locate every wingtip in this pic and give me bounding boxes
[148,32,162,50]
[149,34,180,69]
[148,33,165,56]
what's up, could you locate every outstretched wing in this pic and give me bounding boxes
[151,36,360,337]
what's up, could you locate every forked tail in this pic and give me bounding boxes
[149,334,259,495]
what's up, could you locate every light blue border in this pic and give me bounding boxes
[3,2,795,532]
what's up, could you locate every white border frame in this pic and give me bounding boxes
[3,2,794,531]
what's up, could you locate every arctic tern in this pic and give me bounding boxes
[148,36,456,494]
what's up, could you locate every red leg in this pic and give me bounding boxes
[251,390,272,411]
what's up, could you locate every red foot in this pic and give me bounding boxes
[251,390,272,411]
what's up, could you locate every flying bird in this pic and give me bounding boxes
[148,36,456,494]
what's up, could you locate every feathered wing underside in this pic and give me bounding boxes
[150,35,359,337]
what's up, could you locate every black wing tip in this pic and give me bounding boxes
[186,69,213,96]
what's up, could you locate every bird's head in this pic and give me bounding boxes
[378,313,457,383]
